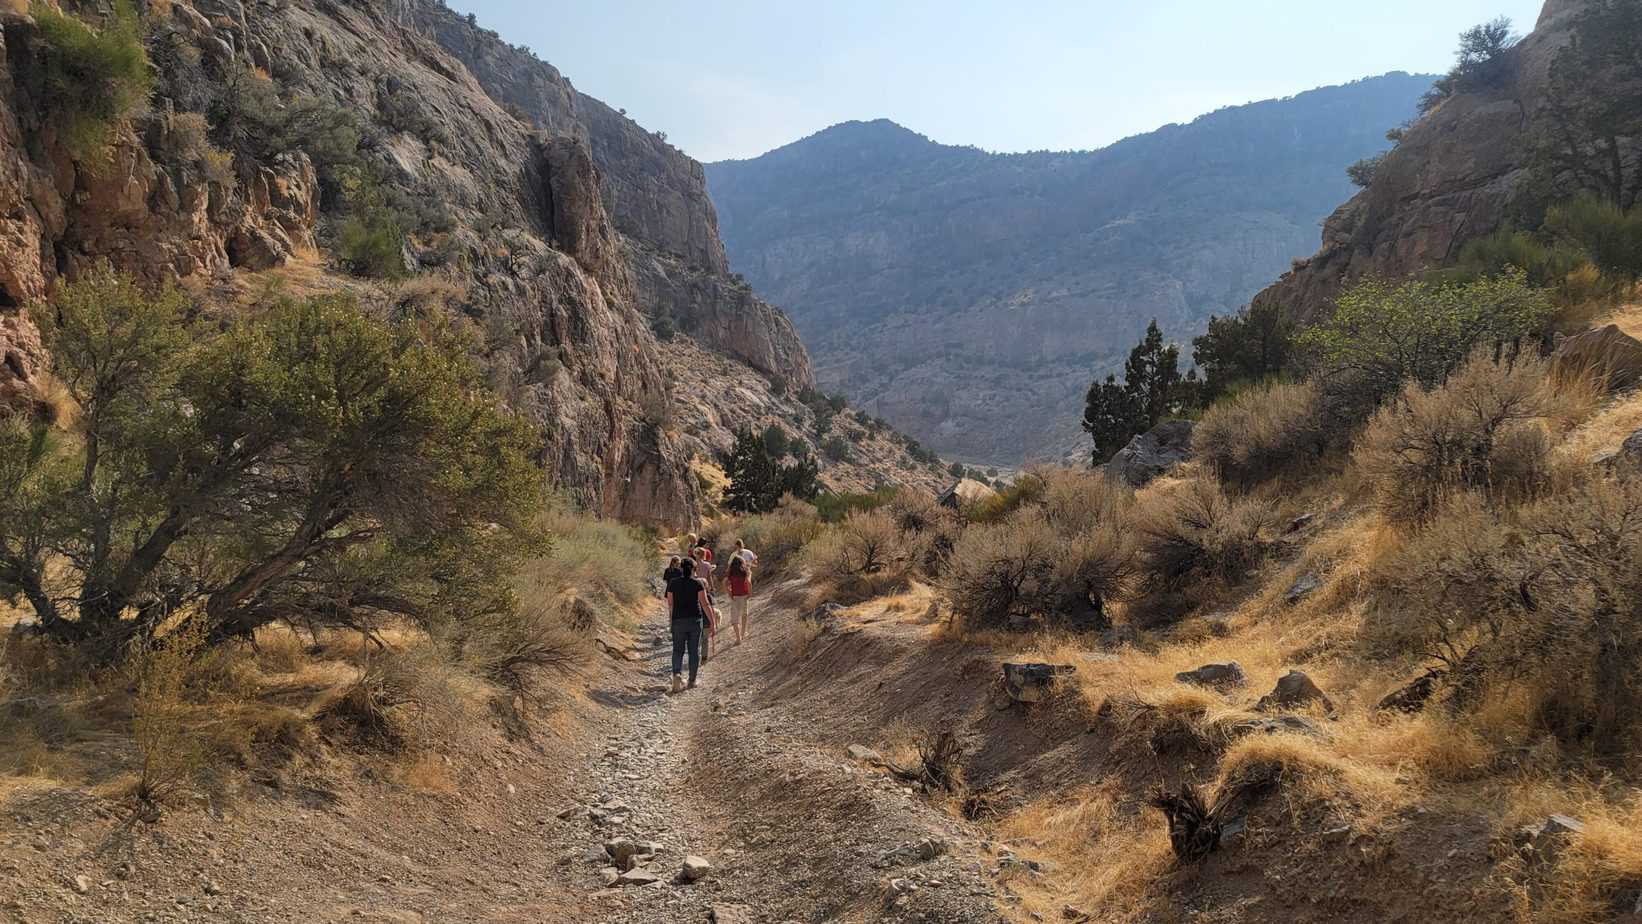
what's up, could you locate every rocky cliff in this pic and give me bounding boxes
[1251,0,1598,321]
[0,0,822,528]
[706,75,1433,463]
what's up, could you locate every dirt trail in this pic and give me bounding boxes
[550,591,1004,922]
[0,589,1006,923]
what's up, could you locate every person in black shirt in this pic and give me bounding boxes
[664,559,717,693]
[662,555,683,584]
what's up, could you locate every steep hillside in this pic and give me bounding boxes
[1252,0,1613,321]
[0,0,936,528]
[706,74,1433,463]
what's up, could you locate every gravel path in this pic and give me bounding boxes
[552,597,1006,923]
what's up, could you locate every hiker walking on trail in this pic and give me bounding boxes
[731,538,758,572]
[665,559,716,692]
[725,551,752,644]
[690,547,716,664]
[662,555,683,584]
[695,535,714,563]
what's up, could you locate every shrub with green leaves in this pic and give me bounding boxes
[0,266,546,654]
[30,1,152,164]
[1545,195,1642,281]
[1298,268,1554,417]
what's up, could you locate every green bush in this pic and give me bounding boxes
[1,266,546,651]
[813,487,896,524]
[338,210,408,280]
[821,434,854,462]
[1193,379,1327,489]
[1191,300,1295,401]
[967,473,1046,524]
[1298,268,1554,418]
[1546,195,1642,281]
[31,1,152,165]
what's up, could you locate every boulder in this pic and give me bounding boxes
[1175,662,1246,689]
[1002,662,1075,703]
[1104,420,1196,488]
[1619,428,1642,473]
[679,855,711,883]
[1553,324,1642,393]
[1256,670,1334,713]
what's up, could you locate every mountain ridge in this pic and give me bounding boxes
[706,72,1436,462]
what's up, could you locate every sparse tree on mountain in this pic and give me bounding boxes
[721,427,820,514]
[1192,301,1295,401]
[1083,320,1197,465]
[1419,16,1521,114]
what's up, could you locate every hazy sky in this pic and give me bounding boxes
[446,1,1547,162]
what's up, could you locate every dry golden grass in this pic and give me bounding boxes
[1556,387,1642,465]
[1603,300,1642,341]
[997,783,1174,923]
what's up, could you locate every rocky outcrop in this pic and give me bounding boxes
[1552,324,1642,393]
[0,0,847,527]
[0,309,43,415]
[400,0,812,389]
[1105,420,1195,488]
[657,336,945,499]
[1252,0,1601,323]
[630,247,813,385]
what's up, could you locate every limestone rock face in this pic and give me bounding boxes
[0,0,833,527]
[0,309,43,415]
[1252,0,1607,323]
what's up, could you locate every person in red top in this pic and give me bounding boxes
[724,552,752,644]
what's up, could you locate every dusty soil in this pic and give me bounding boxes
[0,586,1004,923]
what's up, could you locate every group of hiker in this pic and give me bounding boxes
[662,535,758,693]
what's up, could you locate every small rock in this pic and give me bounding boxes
[1257,669,1334,713]
[1174,661,1246,689]
[599,866,620,887]
[709,905,754,924]
[888,876,918,894]
[605,838,645,870]
[846,744,884,765]
[71,875,91,895]
[679,855,712,883]
[617,867,661,886]
[877,838,947,868]
[202,880,222,896]
[1002,662,1075,703]
[1285,513,1316,534]
[1218,816,1247,849]
[1232,714,1325,738]
[1284,573,1322,605]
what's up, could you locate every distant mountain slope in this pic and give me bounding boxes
[706,73,1434,462]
